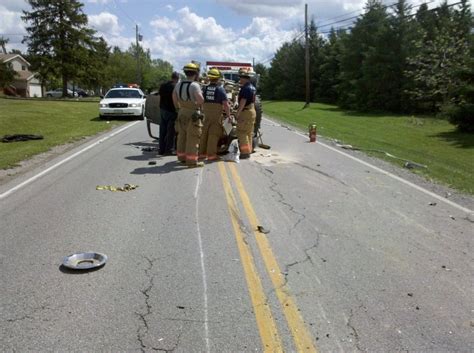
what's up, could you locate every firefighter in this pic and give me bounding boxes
[172,62,205,167]
[199,68,231,161]
[235,68,256,159]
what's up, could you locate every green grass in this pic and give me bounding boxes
[0,98,127,169]
[263,101,474,194]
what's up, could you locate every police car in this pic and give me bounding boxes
[99,85,146,119]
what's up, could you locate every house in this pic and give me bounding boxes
[0,54,43,97]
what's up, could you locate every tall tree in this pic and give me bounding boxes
[440,0,474,131]
[22,0,98,96]
[78,37,110,91]
[318,28,345,103]
[105,46,136,87]
[266,40,305,100]
[143,58,173,92]
[405,1,471,112]
[253,62,268,93]
[388,0,419,111]
[0,36,8,54]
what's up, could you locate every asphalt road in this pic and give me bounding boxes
[0,117,473,352]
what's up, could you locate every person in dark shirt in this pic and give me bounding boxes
[158,71,180,155]
[235,68,256,159]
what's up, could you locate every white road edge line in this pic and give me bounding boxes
[194,169,210,353]
[263,117,473,214]
[0,121,141,200]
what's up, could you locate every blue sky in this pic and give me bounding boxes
[1,0,468,70]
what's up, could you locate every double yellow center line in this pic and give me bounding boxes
[218,162,318,352]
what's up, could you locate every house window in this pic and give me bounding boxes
[22,65,26,70]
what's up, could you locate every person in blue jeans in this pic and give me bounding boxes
[158,71,180,155]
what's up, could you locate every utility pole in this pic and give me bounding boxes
[135,24,140,85]
[304,3,310,108]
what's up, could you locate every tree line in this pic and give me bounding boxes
[1,0,173,96]
[257,0,473,132]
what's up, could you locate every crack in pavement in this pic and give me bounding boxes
[347,307,364,352]
[137,256,157,352]
[339,289,368,352]
[230,206,252,246]
[293,162,349,187]
[261,168,306,236]
[278,242,321,294]
[150,324,187,352]
[5,302,54,323]
[259,242,322,310]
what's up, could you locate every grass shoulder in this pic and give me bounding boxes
[0,97,127,169]
[262,101,474,194]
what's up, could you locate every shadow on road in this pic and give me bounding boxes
[59,265,104,275]
[130,160,187,175]
[125,153,158,161]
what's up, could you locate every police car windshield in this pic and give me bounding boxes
[105,89,141,99]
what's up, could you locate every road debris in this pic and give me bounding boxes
[257,225,270,234]
[221,139,240,163]
[148,161,157,165]
[142,147,159,152]
[334,141,428,169]
[2,134,44,142]
[449,215,456,220]
[62,252,107,270]
[96,184,139,192]
[407,293,413,297]
[428,202,437,206]
[339,144,359,150]
[404,161,427,169]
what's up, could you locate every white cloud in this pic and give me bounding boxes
[146,7,297,70]
[0,5,27,52]
[150,16,179,31]
[88,12,122,36]
[0,6,25,34]
[242,17,281,36]
[216,0,302,18]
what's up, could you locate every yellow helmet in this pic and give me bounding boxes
[183,62,199,72]
[207,68,221,80]
[238,68,252,78]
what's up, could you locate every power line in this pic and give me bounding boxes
[318,0,463,34]
[259,0,463,66]
[112,0,136,25]
[316,0,435,30]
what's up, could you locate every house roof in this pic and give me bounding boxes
[14,70,36,81]
[0,53,31,66]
